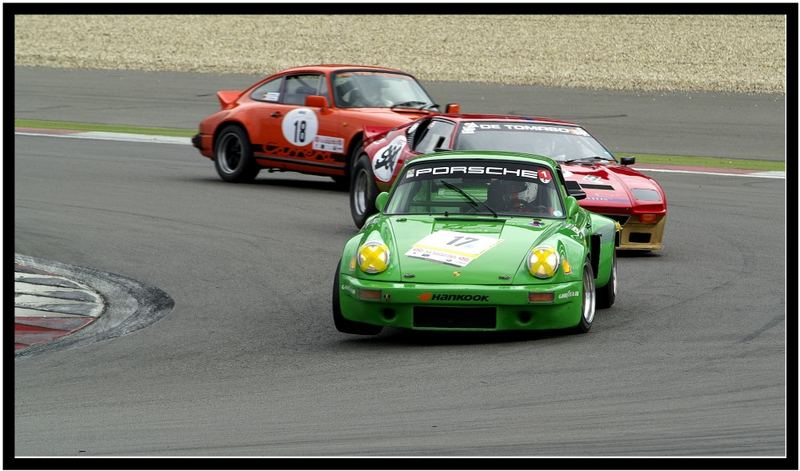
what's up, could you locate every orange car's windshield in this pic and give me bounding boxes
[332,71,435,109]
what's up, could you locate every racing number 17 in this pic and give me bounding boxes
[447,236,478,247]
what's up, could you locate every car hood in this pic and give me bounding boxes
[561,162,663,212]
[384,215,563,285]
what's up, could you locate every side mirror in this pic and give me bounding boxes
[444,103,461,114]
[620,156,635,165]
[375,192,390,213]
[565,196,580,219]
[304,95,329,111]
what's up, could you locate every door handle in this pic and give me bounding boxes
[270,111,282,118]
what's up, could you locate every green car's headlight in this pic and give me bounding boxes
[357,241,390,274]
[528,246,560,278]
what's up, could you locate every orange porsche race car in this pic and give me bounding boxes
[192,64,459,185]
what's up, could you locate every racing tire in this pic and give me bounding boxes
[349,153,380,228]
[214,125,260,183]
[573,260,596,334]
[596,250,617,309]
[331,175,349,190]
[332,262,383,335]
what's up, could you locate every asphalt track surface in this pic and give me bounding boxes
[13,69,787,457]
[15,67,786,161]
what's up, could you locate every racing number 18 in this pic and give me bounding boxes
[294,120,307,143]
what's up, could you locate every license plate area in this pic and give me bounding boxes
[413,306,497,329]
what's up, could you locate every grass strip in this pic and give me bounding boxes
[15,119,196,138]
[15,119,784,171]
[616,152,784,171]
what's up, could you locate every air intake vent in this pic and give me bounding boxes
[580,183,615,190]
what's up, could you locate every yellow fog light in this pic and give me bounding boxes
[528,246,560,279]
[357,241,390,274]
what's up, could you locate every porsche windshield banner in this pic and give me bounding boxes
[402,160,550,184]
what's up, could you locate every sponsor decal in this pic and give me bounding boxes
[538,169,552,184]
[405,165,540,180]
[373,135,407,182]
[406,230,502,267]
[461,122,479,134]
[312,135,344,153]
[582,175,602,183]
[461,122,590,136]
[418,293,490,302]
[265,92,280,102]
[558,290,580,300]
[281,108,318,147]
[586,196,629,202]
[552,210,563,217]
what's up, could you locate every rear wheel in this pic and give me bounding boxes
[214,125,260,182]
[332,262,383,335]
[331,175,349,189]
[596,250,617,309]
[349,153,380,228]
[573,261,596,333]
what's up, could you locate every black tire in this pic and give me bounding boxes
[213,125,260,183]
[332,262,383,335]
[573,260,596,334]
[349,153,380,228]
[331,175,349,190]
[596,250,617,309]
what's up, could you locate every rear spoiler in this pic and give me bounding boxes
[363,125,395,145]
[217,90,242,110]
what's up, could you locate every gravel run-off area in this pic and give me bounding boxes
[14,15,785,94]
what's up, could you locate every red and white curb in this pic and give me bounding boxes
[15,127,785,179]
[15,264,105,351]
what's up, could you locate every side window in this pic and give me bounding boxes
[250,78,283,102]
[318,76,330,102]
[283,74,322,106]
[414,120,456,154]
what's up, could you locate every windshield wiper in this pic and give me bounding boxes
[391,100,429,109]
[563,155,614,164]
[439,180,498,218]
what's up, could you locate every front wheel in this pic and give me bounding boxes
[573,261,596,333]
[349,153,380,228]
[596,250,617,309]
[214,125,260,183]
[332,262,383,335]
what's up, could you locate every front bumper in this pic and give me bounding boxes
[618,215,666,251]
[338,274,584,331]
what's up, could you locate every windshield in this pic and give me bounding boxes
[331,71,435,109]
[454,121,614,163]
[385,160,565,218]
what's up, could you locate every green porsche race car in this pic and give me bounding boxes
[333,151,619,335]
